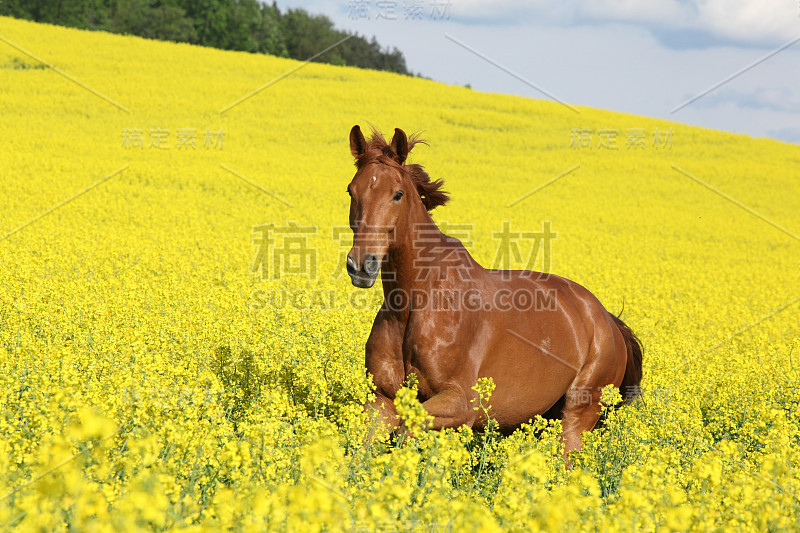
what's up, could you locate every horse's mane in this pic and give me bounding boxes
[354,129,449,211]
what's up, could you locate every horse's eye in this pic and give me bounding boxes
[393,191,404,201]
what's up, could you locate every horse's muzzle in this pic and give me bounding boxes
[347,254,379,288]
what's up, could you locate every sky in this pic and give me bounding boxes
[277,0,800,143]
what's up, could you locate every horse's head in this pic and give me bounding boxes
[345,125,448,288]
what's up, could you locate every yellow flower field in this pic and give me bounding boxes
[1,15,799,531]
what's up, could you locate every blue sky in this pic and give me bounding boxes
[278,0,800,143]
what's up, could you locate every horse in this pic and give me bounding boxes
[344,125,642,460]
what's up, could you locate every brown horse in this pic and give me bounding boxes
[345,125,642,459]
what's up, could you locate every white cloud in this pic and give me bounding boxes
[699,87,800,113]
[448,0,800,48]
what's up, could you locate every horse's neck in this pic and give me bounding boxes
[381,207,471,297]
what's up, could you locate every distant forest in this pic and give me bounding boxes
[1,0,412,75]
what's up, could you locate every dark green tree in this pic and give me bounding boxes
[110,0,196,43]
[280,8,344,65]
[1,0,413,75]
[253,2,287,57]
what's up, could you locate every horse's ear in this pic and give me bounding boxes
[390,128,408,164]
[350,125,367,158]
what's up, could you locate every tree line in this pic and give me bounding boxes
[1,0,412,75]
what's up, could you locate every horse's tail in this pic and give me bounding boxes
[610,313,643,403]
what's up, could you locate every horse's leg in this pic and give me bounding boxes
[364,393,401,443]
[560,323,626,464]
[364,309,404,445]
[557,301,629,465]
[420,387,475,429]
[559,388,602,465]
